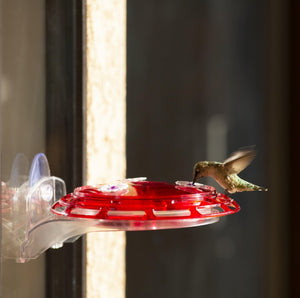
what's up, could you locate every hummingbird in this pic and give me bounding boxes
[192,148,268,195]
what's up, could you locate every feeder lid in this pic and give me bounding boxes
[51,178,240,231]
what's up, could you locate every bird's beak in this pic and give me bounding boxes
[192,174,197,185]
[193,173,203,185]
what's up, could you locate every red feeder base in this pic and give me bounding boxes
[51,179,240,231]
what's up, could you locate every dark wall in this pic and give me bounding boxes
[126,1,289,298]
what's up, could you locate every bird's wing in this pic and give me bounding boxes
[223,148,256,174]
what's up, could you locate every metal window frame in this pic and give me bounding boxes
[289,1,300,297]
[45,1,85,297]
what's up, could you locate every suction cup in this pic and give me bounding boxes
[29,153,50,187]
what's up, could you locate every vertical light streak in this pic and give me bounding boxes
[84,1,126,297]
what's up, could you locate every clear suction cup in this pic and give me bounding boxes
[29,153,50,187]
[9,153,29,188]
[2,153,66,262]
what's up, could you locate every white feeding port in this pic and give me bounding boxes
[153,210,191,217]
[125,177,147,182]
[99,183,128,193]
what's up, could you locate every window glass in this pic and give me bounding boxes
[1,1,46,297]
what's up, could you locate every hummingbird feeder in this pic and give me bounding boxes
[52,178,240,230]
[2,154,240,263]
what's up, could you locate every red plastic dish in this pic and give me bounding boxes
[50,179,240,230]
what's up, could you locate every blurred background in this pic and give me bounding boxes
[126,1,298,298]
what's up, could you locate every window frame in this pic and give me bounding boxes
[45,1,85,297]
